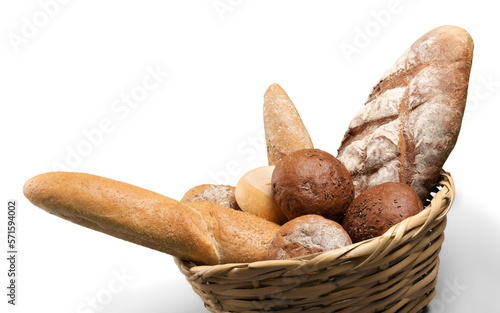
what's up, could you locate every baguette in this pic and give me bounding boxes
[23,172,279,265]
[337,25,473,202]
[264,83,314,165]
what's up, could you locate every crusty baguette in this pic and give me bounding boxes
[185,201,278,264]
[337,25,473,202]
[181,184,241,211]
[264,83,314,165]
[23,172,279,265]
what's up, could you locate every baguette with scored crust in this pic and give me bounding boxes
[23,172,280,265]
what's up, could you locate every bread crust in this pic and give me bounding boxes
[234,166,288,225]
[342,182,423,243]
[272,149,354,222]
[267,214,352,260]
[264,83,314,165]
[181,184,241,211]
[337,25,474,202]
[186,201,280,264]
[23,172,279,265]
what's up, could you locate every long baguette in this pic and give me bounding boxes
[23,172,280,265]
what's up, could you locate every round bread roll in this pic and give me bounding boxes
[342,182,424,243]
[271,149,354,222]
[235,166,288,224]
[181,184,240,211]
[266,214,352,260]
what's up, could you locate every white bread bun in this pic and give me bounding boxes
[235,166,288,224]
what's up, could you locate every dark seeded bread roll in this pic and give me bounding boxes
[272,149,354,222]
[342,182,423,243]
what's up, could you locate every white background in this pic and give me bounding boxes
[1,1,499,312]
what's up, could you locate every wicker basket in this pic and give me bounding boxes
[175,171,455,313]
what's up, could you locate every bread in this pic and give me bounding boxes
[235,166,288,224]
[337,25,474,202]
[342,182,424,243]
[264,83,314,165]
[272,149,354,222]
[267,214,352,260]
[181,184,241,211]
[23,172,280,265]
[185,201,280,264]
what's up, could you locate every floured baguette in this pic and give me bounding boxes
[337,25,473,202]
[264,83,314,165]
[23,172,279,265]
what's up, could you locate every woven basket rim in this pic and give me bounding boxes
[176,170,455,277]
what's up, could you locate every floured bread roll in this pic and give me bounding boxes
[266,214,352,260]
[181,184,241,211]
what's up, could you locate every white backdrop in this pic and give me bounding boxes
[1,1,499,312]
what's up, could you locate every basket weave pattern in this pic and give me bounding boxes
[176,171,455,313]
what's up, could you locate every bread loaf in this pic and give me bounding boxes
[23,172,280,265]
[264,83,314,165]
[337,25,474,202]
